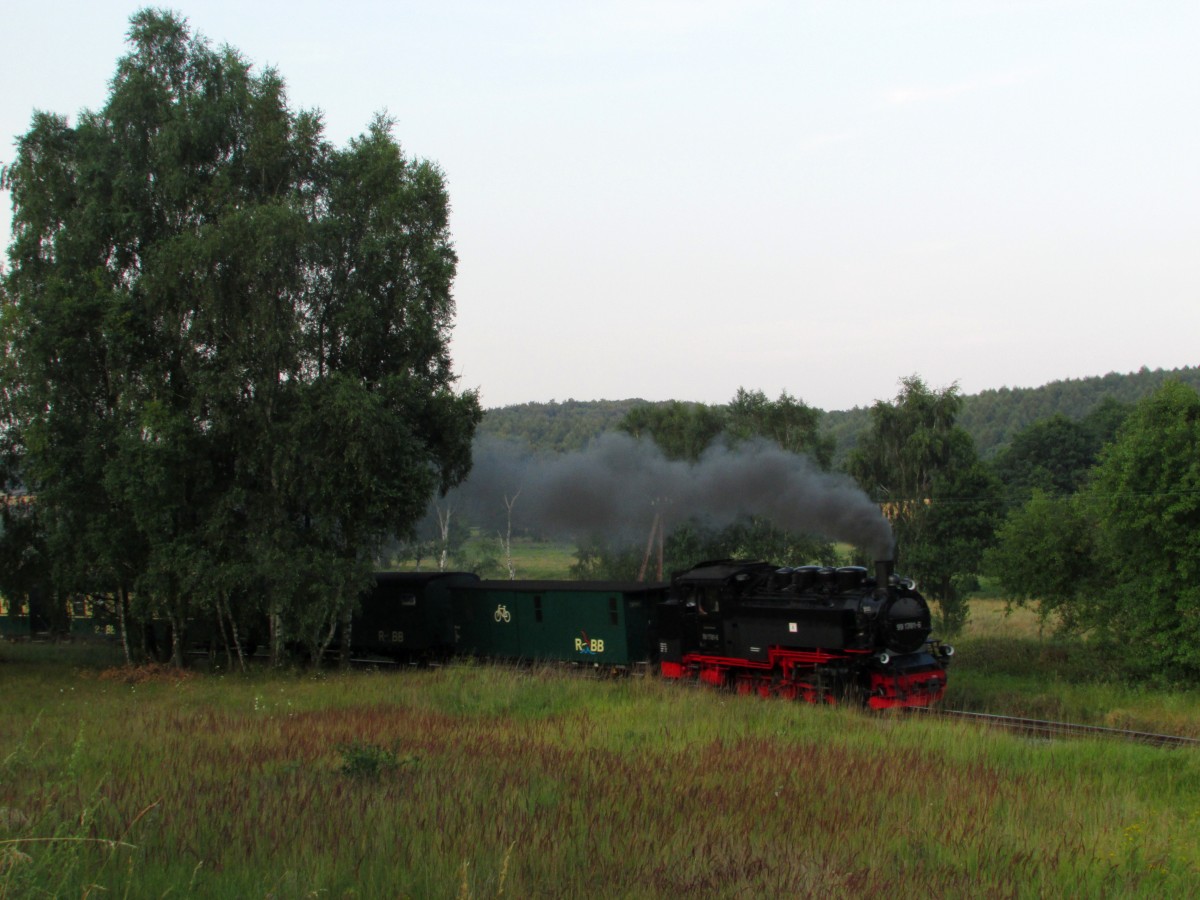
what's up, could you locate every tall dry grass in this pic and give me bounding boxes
[1,652,1198,897]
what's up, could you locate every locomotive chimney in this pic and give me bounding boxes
[874,560,893,599]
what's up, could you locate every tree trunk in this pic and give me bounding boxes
[311,609,340,667]
[214,598,233,669]
[168,612,184,669]
[222,593,246,672]
[338,603,353,670]
[502,491,520,580]
[117,587,132,666]
[270,608,282,668]
[436,503,452,572]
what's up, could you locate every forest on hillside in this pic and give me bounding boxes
[479,366,1200,461]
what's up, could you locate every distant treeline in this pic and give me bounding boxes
[480,366,1200,461]
[478,398,647,453]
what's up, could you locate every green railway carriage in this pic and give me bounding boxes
[0,594,31,638]
[353,571,481,661]
[0,591,115,640]
[450,580,670,666]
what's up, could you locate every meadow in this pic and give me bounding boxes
[2,635,1200,898]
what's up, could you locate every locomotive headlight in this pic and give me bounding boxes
[940,644,955,659]
[876,652,890,666]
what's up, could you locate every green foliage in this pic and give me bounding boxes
[847,376,1001,634]
[983,490,1100,631]
[907,460,1003,634]
[1085,381,1200,675]
[726,388,834,468]
[451,531,507,578]
[619,400,724,462]
[337,740,417,780]
[0,498,47,615]
[480,399,645,453]
[570,535,650,581]
[986,381,1200,678]
[475,368,1199,469]
[990,415,1098,498]
[0,10,480,664]
[958,366,1196,459]
[847,376,967,501]
[989,399,1132,502]
[618,387,832,468]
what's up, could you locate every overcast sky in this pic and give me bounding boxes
[2,2,1197,411]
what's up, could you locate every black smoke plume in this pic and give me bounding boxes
[439,433,894,561]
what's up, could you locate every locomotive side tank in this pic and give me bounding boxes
[656,559,951,708]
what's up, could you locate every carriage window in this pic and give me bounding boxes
[534,595,543,623]
[609,596,619,625]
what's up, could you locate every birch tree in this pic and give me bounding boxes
[0,9,481,664]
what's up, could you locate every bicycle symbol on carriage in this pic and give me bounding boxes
[493,604,512,624]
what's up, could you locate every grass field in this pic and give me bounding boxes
[406,534,580,581]
[2,635,1200,897]
[494,537,578,580]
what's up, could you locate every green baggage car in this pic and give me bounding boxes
[450,580,669,667]
[353,571,481,662]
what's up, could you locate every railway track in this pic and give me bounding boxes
[909,706,1200,749]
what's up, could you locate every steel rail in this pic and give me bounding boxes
[908,706,1200,749]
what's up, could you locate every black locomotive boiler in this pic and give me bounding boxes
[655,559,952,708]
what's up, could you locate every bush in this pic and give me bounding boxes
[336,741,418,780]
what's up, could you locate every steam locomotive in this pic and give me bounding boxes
[656,560,951,708]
